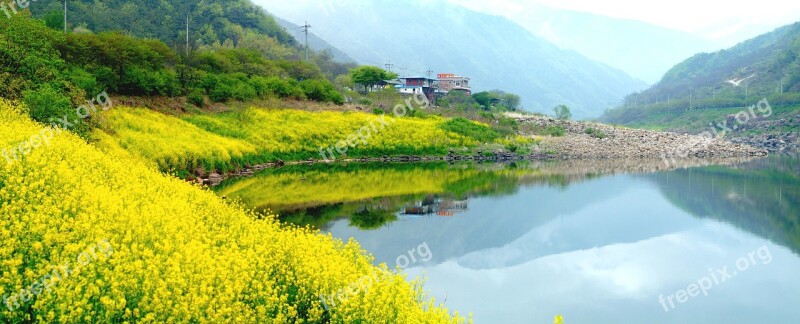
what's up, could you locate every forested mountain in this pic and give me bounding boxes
[260,0,647,119]
[602,21,800,124]
[29,0,296,57]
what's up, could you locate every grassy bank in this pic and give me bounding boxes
[0,99,466,322]
[92,106,529,176]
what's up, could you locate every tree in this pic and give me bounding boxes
[472,91,493,110]
[350,66,396,93]
[554,105,572,120]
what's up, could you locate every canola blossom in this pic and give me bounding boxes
[93,107,479,173]
[0,99,467,322]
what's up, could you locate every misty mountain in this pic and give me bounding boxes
[258,0,647,119]
[455,1,716,84]
[601,21,800,125]
[274,17,356,63]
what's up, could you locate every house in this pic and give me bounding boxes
[397,76,437,102]
[437,73,472,95]
[369,79,403,92]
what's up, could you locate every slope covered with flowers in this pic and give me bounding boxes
[0,99,465,323]
[93,107,480,173]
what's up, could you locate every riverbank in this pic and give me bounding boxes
[0,99,466,323]
[508,113,769,160]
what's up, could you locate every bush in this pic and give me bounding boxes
[541,125,565,137]
[66,67,98,95]
[23,83,73,124]
[440,118,500,142]
[585,127,607,139]
[231,82,258,101]
[209,83,233,102]
[187,89,206,107]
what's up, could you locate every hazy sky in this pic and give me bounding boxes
[452,0,800,41]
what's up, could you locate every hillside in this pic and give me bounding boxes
[29,0,297,55]
[602,21,800,126]
[259,0,647,119]
[0,99,465,322]
[454,1,716,84]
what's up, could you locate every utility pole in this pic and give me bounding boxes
[745,82,749,101]
[301,21,311,63]
[186,15,190,58]
[63,1,67,33]
[385,61,394,73]
[689,89,693,110]
[426,68,433,78]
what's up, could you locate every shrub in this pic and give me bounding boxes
[23,83,73,124]
[440,118,500,142]
[187,89,206,107]
[209,83,233,102]
[585,127,607,139]
[542,125,565,137]
[231,82,258,101]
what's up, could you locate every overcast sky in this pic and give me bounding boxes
[451,0,800,42]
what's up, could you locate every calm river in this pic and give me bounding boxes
[216,156,800,323]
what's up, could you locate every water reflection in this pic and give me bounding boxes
[214,156,800,323]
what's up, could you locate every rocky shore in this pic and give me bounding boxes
[510,114,769,160]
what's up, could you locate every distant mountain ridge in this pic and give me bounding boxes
[453,0,717,84]
[601,21,800,125]
[258,0,647,119]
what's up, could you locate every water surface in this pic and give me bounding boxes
[217,157,800,323]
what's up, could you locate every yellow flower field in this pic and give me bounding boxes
[93,107,480,174]
[0,99,467,322]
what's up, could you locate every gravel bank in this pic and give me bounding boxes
[509,114,768,160]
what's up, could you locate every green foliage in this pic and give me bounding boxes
[43,10,64,31]
[66,67,99,95]
[472,92,493,110]
[350,66,397,92]
[300,79,345,104]
[536,125,565,137]
[472,90,522,111]
[187,89,206,107]
[554,105,572,120]
[440,118,500,142]
[585,127,607,139]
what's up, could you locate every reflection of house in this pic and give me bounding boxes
[403,197,469,216]
[437,73,472,95]
[397,76,437,102]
